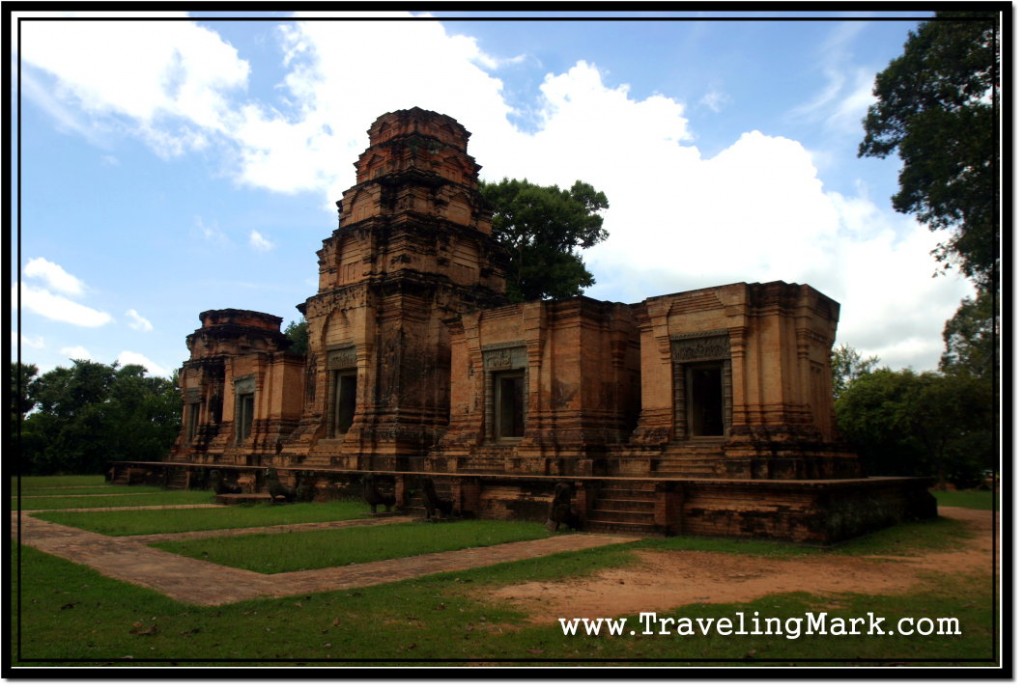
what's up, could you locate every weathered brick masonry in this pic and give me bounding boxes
[126,107,935,544]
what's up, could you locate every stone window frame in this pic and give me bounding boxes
[185,388,201,440]
[234,376,256,443]
[670,331,733,440]
[482,343,528,443]
[326,346,358,438]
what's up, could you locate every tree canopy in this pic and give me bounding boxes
[284,319,309,357]
[859,11,1000,291]
[940,289,996,379]
[15,360,181,475]
[480,178,609,303]
[836,367,993,488]
[830,344,880,400]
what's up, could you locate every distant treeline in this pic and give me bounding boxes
[11,360,181,476]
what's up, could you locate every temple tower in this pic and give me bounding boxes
[286,108,509,469]
[169,309,303,467]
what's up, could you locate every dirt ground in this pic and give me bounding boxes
[485,507,996,623]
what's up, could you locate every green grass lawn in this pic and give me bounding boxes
[931,489,998,511]
[31,500,370,536]
[11,539,996,665]
[153,520,551,573]
[17,490,217,511]
[14,475,107,489]
[12,475,214,509]
[9,474,1000,666]
[12,483,160,495]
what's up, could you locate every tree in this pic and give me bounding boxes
[859,12,1000,291]
[18,360,181,475]
[10,361,39,420]
[830,344,879,400]
[480,178,609,303]
[284,319,309,357]
[940,287,996,379]
[836,368,993,487]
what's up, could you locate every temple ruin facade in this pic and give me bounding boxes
[147,107,934,543]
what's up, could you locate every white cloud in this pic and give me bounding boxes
[12,332,45,350]
[20,18,249,157]
[826,67,879,135]
[228,17,513,199]
[18,17,971,371]
[249,230,274,252]
[19,283,113,327]
[117,350,171,377]
[699,88,729,113]
[126,308,154,332]
[60,345,93,361]
[193,216,229,245]
[24,257,84,296]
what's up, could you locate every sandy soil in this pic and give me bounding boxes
[484,507,996,623]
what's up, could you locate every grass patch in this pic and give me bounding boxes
[14,485,165,498]
[13,475,106,490]
[622,515,969,560]
[33,501,369,536]
[932,490,997,511]
[153,520,550,573]
[9,475,998,666]
[641,535,820,558]
[12,540,996,665]
[17,490,217,511]
[827,516,972,556]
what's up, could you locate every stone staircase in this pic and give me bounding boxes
[164,466,193,490]
[402,477,458,520]
[654,443,727,477]
[585,482,659,534]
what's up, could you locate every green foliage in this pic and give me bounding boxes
[836,368,993,486]
[154,520,550,573]
[284,319,309,357]
[481,178,609,302]
[941,287,996,380]
[830,344,880,400]
[859,12,1000,291]
[10,361,39,420]
[16,360,182,476]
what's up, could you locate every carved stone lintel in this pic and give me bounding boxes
[327,346,357,370]
[482,345,527,371]
[671,333,730,363]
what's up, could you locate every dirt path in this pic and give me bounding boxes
[485,507,996,622]
[12,511,637,606]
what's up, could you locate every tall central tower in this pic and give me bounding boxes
[288,108,509,469]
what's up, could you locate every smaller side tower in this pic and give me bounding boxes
[169,309,303,466]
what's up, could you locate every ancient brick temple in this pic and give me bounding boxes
[153,107,934,543]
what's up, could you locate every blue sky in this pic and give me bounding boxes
[12,8,975,378]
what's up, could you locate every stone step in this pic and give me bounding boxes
[594,497,655,512]
[585,519,659,535]
[654,465,718,478]
[595,485,657,500]
[589,508,655,523]
[165,469,191,490]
